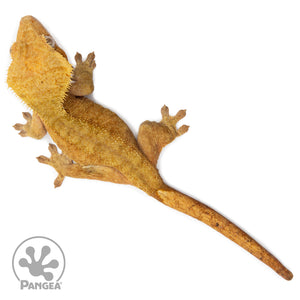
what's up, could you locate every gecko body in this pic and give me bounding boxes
[7,16,293,280]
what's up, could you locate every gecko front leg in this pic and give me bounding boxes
[37,144,128,187]
[70,52,96,96]
[12,52,96,138]
[13,112,47,139]
[138,105,189,165]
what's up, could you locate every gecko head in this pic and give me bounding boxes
[10,16,68,60]
[7,16,73,110]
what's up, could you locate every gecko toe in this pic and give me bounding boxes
[22,112,32,121]
[37,155,51,164]
[13,123,23,130]
[177,125,189,136]
[74,52,83,63]
[48,143,58,155]
[54,174,65,188]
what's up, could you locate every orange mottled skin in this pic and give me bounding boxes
[8,16,293,280]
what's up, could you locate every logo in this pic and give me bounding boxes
[12,236,65,290]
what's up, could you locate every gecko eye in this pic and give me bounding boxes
[44,35,56,48]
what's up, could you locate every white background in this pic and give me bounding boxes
[0,0,300,299]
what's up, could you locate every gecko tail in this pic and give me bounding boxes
[156,187,293,280]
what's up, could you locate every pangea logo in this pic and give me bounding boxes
[12,236,65,290]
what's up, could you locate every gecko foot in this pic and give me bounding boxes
[37,144,73,188]
[13,112,46,139]
[14,112,32,137]
[70,52,96,96]
[137,105,189,166]
[160,105,189,137]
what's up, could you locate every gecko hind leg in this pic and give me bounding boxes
[137,105,189,166]
[69,52,96,96]
[37,144,128,188]
[13,112,47,139]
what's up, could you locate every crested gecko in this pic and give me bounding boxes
[7,16,293,280]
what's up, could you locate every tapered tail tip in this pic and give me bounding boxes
[279,268,293,281]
